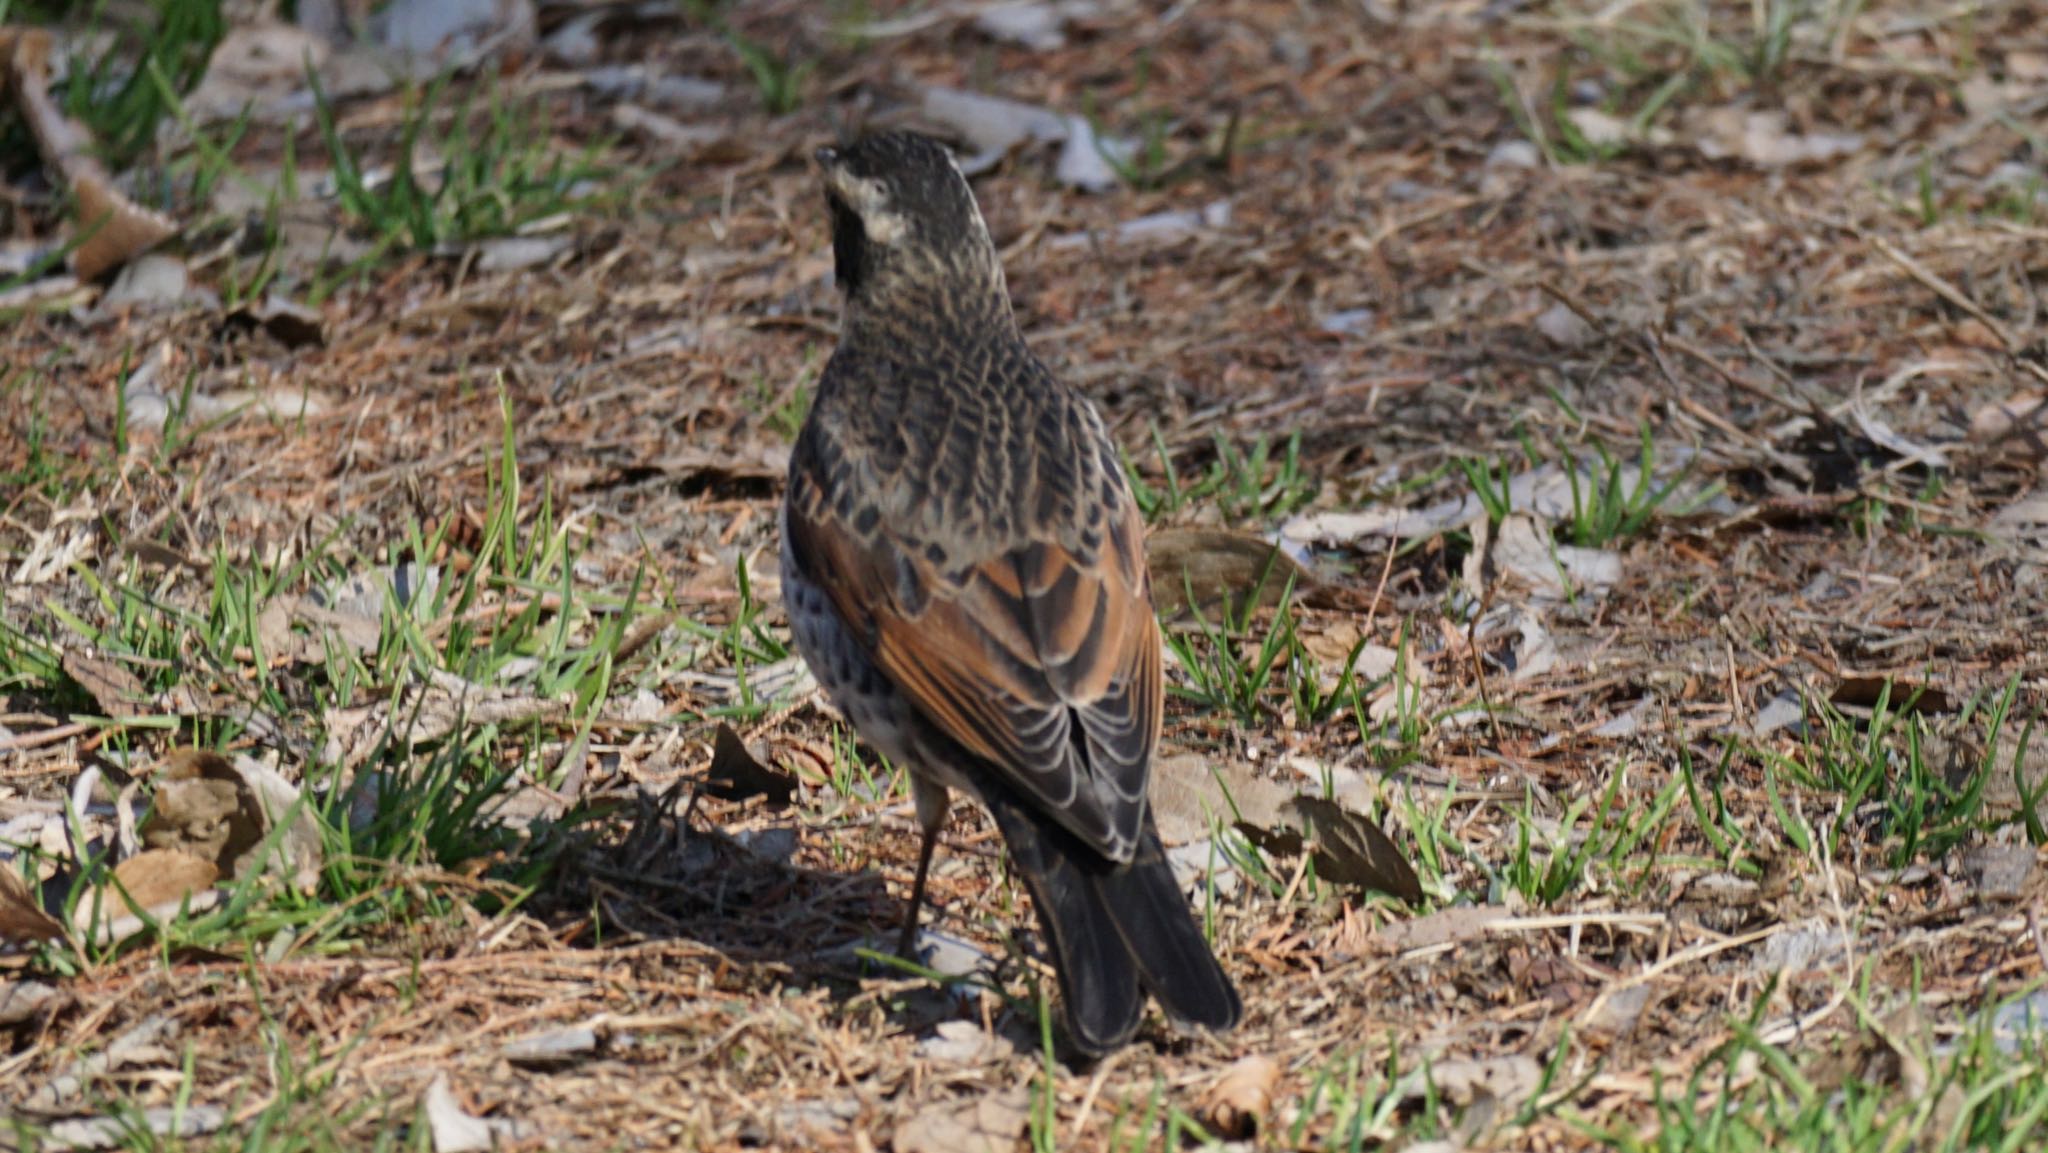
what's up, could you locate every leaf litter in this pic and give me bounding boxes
[2,0,2048,1147]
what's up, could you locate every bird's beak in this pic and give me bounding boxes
[814,146,841,169]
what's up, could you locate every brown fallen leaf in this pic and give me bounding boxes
[62,650,154,715]
[73,848,219,936]
[893,1086,1031,1153]
[1288,795,1423,904]
[704,723,797,808]
[142,749,323,891]
[143,774,245,866]
[1829,675,1954,715]
[1150,752,1292,845]
[0,864,66,945]
[1153,754,1422,901]
[4,28,178,280]
[1200,1054,1280,1140]
[1146,528,1308,619]
[1372,905,1511,952]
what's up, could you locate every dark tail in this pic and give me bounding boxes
[986,794,1243,1056]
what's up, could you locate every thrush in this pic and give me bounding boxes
[780,130,1242,1056]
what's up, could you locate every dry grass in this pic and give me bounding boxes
[4,0,2048,1148]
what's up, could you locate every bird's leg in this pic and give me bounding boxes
[898,776,949,961]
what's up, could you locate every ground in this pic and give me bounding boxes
[3,0,2048,1149]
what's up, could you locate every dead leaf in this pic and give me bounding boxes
[893,1086,1031,1153]
[142,775,244,865]
[1048,200,1231,250]
[224,295,326,348]
[1472,513,1622,604]
[1692,107,1862,167]
[1147,528,1307,619]
[4,29,178,279]
[1397,1053,1543,1109]
[1287,795,1423,903]
[220,755,324,892]
[1373,905,1510,952]
[1584,983,1652,1040]
[611,102,730,152]
[378,0,536,65]
[1534,301,1597,347]
[320,674,567,768]
[1989,491,2048,545]
[974,1,1096,51]
[704,723,797,808]
[142,749,322,891]
[921,86,1069,174]
[1970,392,2046,459]
[62,650,152,715]
[1200,1054,1280,1140]
[1153,754,1420,899]
[1829,676,1954,715]
[423,1072,496,1153]
[502,1025,600,1068]
[1055,116,1130,192]
[0,864,66,944]
[914,1020,1008,1065]
[1959,844,2034,899]
[181,21,328,120]
[1150,752,1291,845]
[100,253,195,311]
[1285,461,1700,548]
[0,979,64,1026]
[255,599,295,662]
[73,848,219,936]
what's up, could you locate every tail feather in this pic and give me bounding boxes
[986,793,1241,1055]
[1097,814,1243,1034]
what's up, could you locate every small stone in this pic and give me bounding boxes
[1534,302,1596,348]
[1486,140,1542,169]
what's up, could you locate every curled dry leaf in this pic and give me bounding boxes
[704,723,798,808]
[1200,1054,1280,1140]
[1468,513,1621,605]
[0,863,67,944]
[1151,754,1422,902]
[72,848,219,938]
[1288,795,1423,904]
[142,749,323,893]
[3,28,178,279]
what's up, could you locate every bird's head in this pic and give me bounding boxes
[815,131,1003,309]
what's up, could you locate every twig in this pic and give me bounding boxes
[1870,236,2018,351]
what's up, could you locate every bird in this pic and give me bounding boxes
[780,130,1243,1056]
